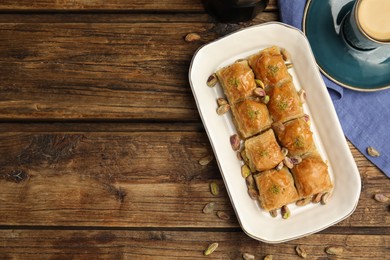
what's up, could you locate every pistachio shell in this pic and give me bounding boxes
[374,193,389,203]
[312,192,323,204]
[216,104,230,115]
[230,134,241,151]
[321,192,330,205]
[207,73,218,87]
[281,205,290,219]
[286,63,293,69]
[298,89,306,104]
[185,32,201,42]
[254,87,266,97]
[217,97,228,106]
[295,245,307,258]
[296,197,311,206]
[198,154,214,166]
[275,161,284,171]
[367,146,380,157]
[269,210,278,218]
[202,202,215,214]
[325,246,344,255]
[216,211,230,220]
[264,255,273,260]
[248,188,258,200]
[281,48,291,61]
[245,174,255,189]
[243,252,255,260]
[283,157,293,169]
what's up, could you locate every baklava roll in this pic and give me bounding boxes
[273,117,316,156]
[254,167,299,211]
[216,60,257,104]
[248,46,291,87]
[267,81,304,123]
[291,154,333,198]
[244,129,284,172]
[231,98,273,139]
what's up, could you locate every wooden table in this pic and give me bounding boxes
[0,0,388,259]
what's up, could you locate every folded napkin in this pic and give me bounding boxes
[278,0,390,177]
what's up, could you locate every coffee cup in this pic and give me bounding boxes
[342,0,390,50]
[203,0,269,23]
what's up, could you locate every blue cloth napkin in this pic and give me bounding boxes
[278,0,390,177]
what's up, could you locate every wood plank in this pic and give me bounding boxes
[0,0,277,12]
[0,130,388,227]
[0,230,388,259]
[0,13,279,121]
[0,22,216,121]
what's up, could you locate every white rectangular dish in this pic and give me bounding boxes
[189,22,361,243]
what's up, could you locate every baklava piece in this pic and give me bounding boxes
[291,154,333,198]
[273,117,316,156]
[254,167,299,211]
[216,60,256,104]
[244,129,284,172]
[231,99,273,139]
[267,81,304,123]
[248,46,291,87]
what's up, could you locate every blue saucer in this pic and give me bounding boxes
[303,0,390,91]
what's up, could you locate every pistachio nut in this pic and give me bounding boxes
[185,32,201,42]
[283,157,293,169]
[269,210,278,218]
[217,97,228,106]
[255,79,265,89]
[286,63,293,69]
[254,87,266,97]
[210,182,219,196]
[312,192,323,204]
[261,95,270,104]
[241,164,251,178]
[198,154,214,166]
[216,211,230,220]
[325,246,344,255]
[281,205,290,219]
[242,252,255,260]
[295,245,307,258]
[367,146,380,157]
[207,73,218,87]
[275,161,284,171]
[272,121,285,132]
[204,242,218,256]
[374,193,389,203]
[245,174,255,189]
[216,104,230,115]
[202,202,215,214]
[298,89,306,104]
[281,48,291,61]
[290,155,302,165]
[248,188,258,200]
[321,192,330,205]
[230,134,241,151]
[264,255,273,260]
[296,197,311,206]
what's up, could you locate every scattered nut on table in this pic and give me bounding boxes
[367,146,380,157]
[184,32,201,42]
[295,245,307,258]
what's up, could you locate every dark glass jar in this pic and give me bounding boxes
[203,0,269,23]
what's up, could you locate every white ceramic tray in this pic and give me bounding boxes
[189,22,361,243]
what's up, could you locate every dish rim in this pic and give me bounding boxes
[188,21,361,243]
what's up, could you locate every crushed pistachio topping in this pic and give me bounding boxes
[269,184,280,194]
[294,136,305,148]
[267,65,279,77]
[228,77,240,87]
[259,150,269,157]
[277,100,289,111]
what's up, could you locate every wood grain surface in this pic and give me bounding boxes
[0,0,389,259]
